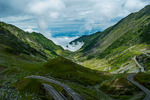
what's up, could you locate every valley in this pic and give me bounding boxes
[0,4,150,100]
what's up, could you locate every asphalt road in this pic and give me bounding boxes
[42,83,65,100]
[127,74,150,100]
[143,52,150,57]
[134,56,145,72]
[26,76,83,100]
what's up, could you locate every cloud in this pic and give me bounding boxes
[1,0,149,34]
[24,28,37,33]
[51,36,84,51]
[27,0,65,15]
[24,0,66,40]
[51,36,79,49]
[37,18,51,37]
[66,41,84,52]
[124,0,148,12]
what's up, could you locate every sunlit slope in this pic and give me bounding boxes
[0,21,64,59]
[43,57,112,86]
[30,32,64,55]
[0,53,112,99]
[68,31,101,50]
[70,5,150,72]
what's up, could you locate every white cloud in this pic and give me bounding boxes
[1,16,31,22]
[66,41,84,52]
[27,0,65,15]
[49,12,59,19]
[24,28,36,33]
[124,0,147,12]
[51,36,79,49]
[2,0,149,33]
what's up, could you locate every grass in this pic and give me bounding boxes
[134,73,150,89]
[0,50,113,100]
[16,78,53,100]
[67,82,102,100]
[17,76,108,100]
[17,78,43,94]
[0,46,147,100]
[71,7,150,73]
[77,44,147,73]
[136,53,150,72]
[42,57,112,86]
[99,43,147,70]
[1,45,148,100]
[1,6,150,100]
[0,51,146,100]
[99,73,143,100]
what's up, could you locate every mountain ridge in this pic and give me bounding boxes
[0,21,64,60]
[68,5,150,73]
[70,5,150,54]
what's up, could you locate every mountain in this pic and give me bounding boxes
[0,21,64,60]
[30,32,64,55]
[1,5,150,100]
[68,31,101,50]
[0,21,114,100]
[69,5,150,73]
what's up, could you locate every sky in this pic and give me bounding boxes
[0,0,150,51]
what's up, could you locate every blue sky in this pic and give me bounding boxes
[0,0,150,51]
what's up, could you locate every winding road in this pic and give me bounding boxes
[143,52,150,57]
[42,83,65,100]
[134,56,145,72]
[26,76,82,100]
[127,74,150,100]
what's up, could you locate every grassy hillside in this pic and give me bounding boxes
[43,57,112,86]
[136,53,150,71]
[134,73,150,89]
[0,53,113,100]
[70,5,150,73]
[1,21,114,99]
[0,21,64,59]
[80,5,150,54]
[68,31,101,50]
[30,32,63,55]
[99,73,144,100]
[0,23,43,56]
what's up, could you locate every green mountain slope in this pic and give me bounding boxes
[0,52,113,100]
[71,5,150,73]
[30,32,64,55]
[1,22,114,99]
[0,21,64,59]
[83,5,150,55]
[0,5,150,100]
[0,24,39,55]
[43,57,111,86]
[68,31,101,50]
